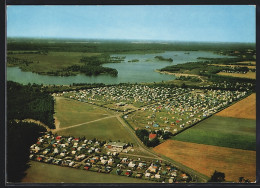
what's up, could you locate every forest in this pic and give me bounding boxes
[7,81,57,182]
[7,81,55,129]
[7,37,255,53]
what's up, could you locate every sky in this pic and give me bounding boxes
[7,5,256,43]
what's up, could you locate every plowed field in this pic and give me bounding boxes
[216,93,256,120]
[154,140,256,182]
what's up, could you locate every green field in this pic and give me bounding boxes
[57,117,137,144]
[172,116,256,150]
[8,51,101,74]
[22,161,154,183]
[55,97,112,128]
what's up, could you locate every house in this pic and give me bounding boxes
[153,123,159,128]
[106,142,127,150]
[145,172,151,178]
[125,170,132,176]
[149,134,157,141]
[56,136,62,140]
[128,161,136,168]
[69,161,75,167]
[36,156,43,161]
[182,173,189,179]
[101,159,108,165]
[133,172,141,178]
[121,157,128,163]
[108,158,114,165]
[169,178,174,183]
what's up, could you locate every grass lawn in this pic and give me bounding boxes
[22,161,154,183]
[55,97,112,128]
[154,140,256,182]
[57,117,137,144]
[172,116,256,150]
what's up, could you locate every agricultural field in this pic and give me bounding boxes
[217,71,256,79]
[237,61,256,65]
[172,115,256,150]
[153,140,256,182]
[56,117,136,144]
[211,63,256,69]
[54,97,113,128]
[216,93,256,120]
[22,161,154,183]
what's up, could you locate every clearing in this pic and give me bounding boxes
[172,116,256,150]
[216,93,256,120]
[153,140,256,182]
[22,161,154,183]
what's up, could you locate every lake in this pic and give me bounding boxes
[7,51,232,85]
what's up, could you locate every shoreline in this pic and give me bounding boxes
[155,70,205,82]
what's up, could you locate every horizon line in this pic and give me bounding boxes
[6,36,256,44]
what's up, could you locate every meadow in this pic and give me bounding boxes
[56,117,136,144]
[216,93,256,120]
[7,51,100,74]
[153,140,256,182]
[22,161,154,183]
[172,116,256,150]
[54,97,112,128]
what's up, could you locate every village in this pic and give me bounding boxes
[29,133,191,183]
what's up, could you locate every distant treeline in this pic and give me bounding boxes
[7,38,256,53]
[7,81,55,129]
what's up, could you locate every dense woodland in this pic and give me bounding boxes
[67,55,118,76]
[7,81,55,129]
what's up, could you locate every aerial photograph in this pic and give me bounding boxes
[6,5,256,184]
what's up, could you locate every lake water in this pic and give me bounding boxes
[7,51,231,85]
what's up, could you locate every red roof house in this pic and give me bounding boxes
[149,134,157,141]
